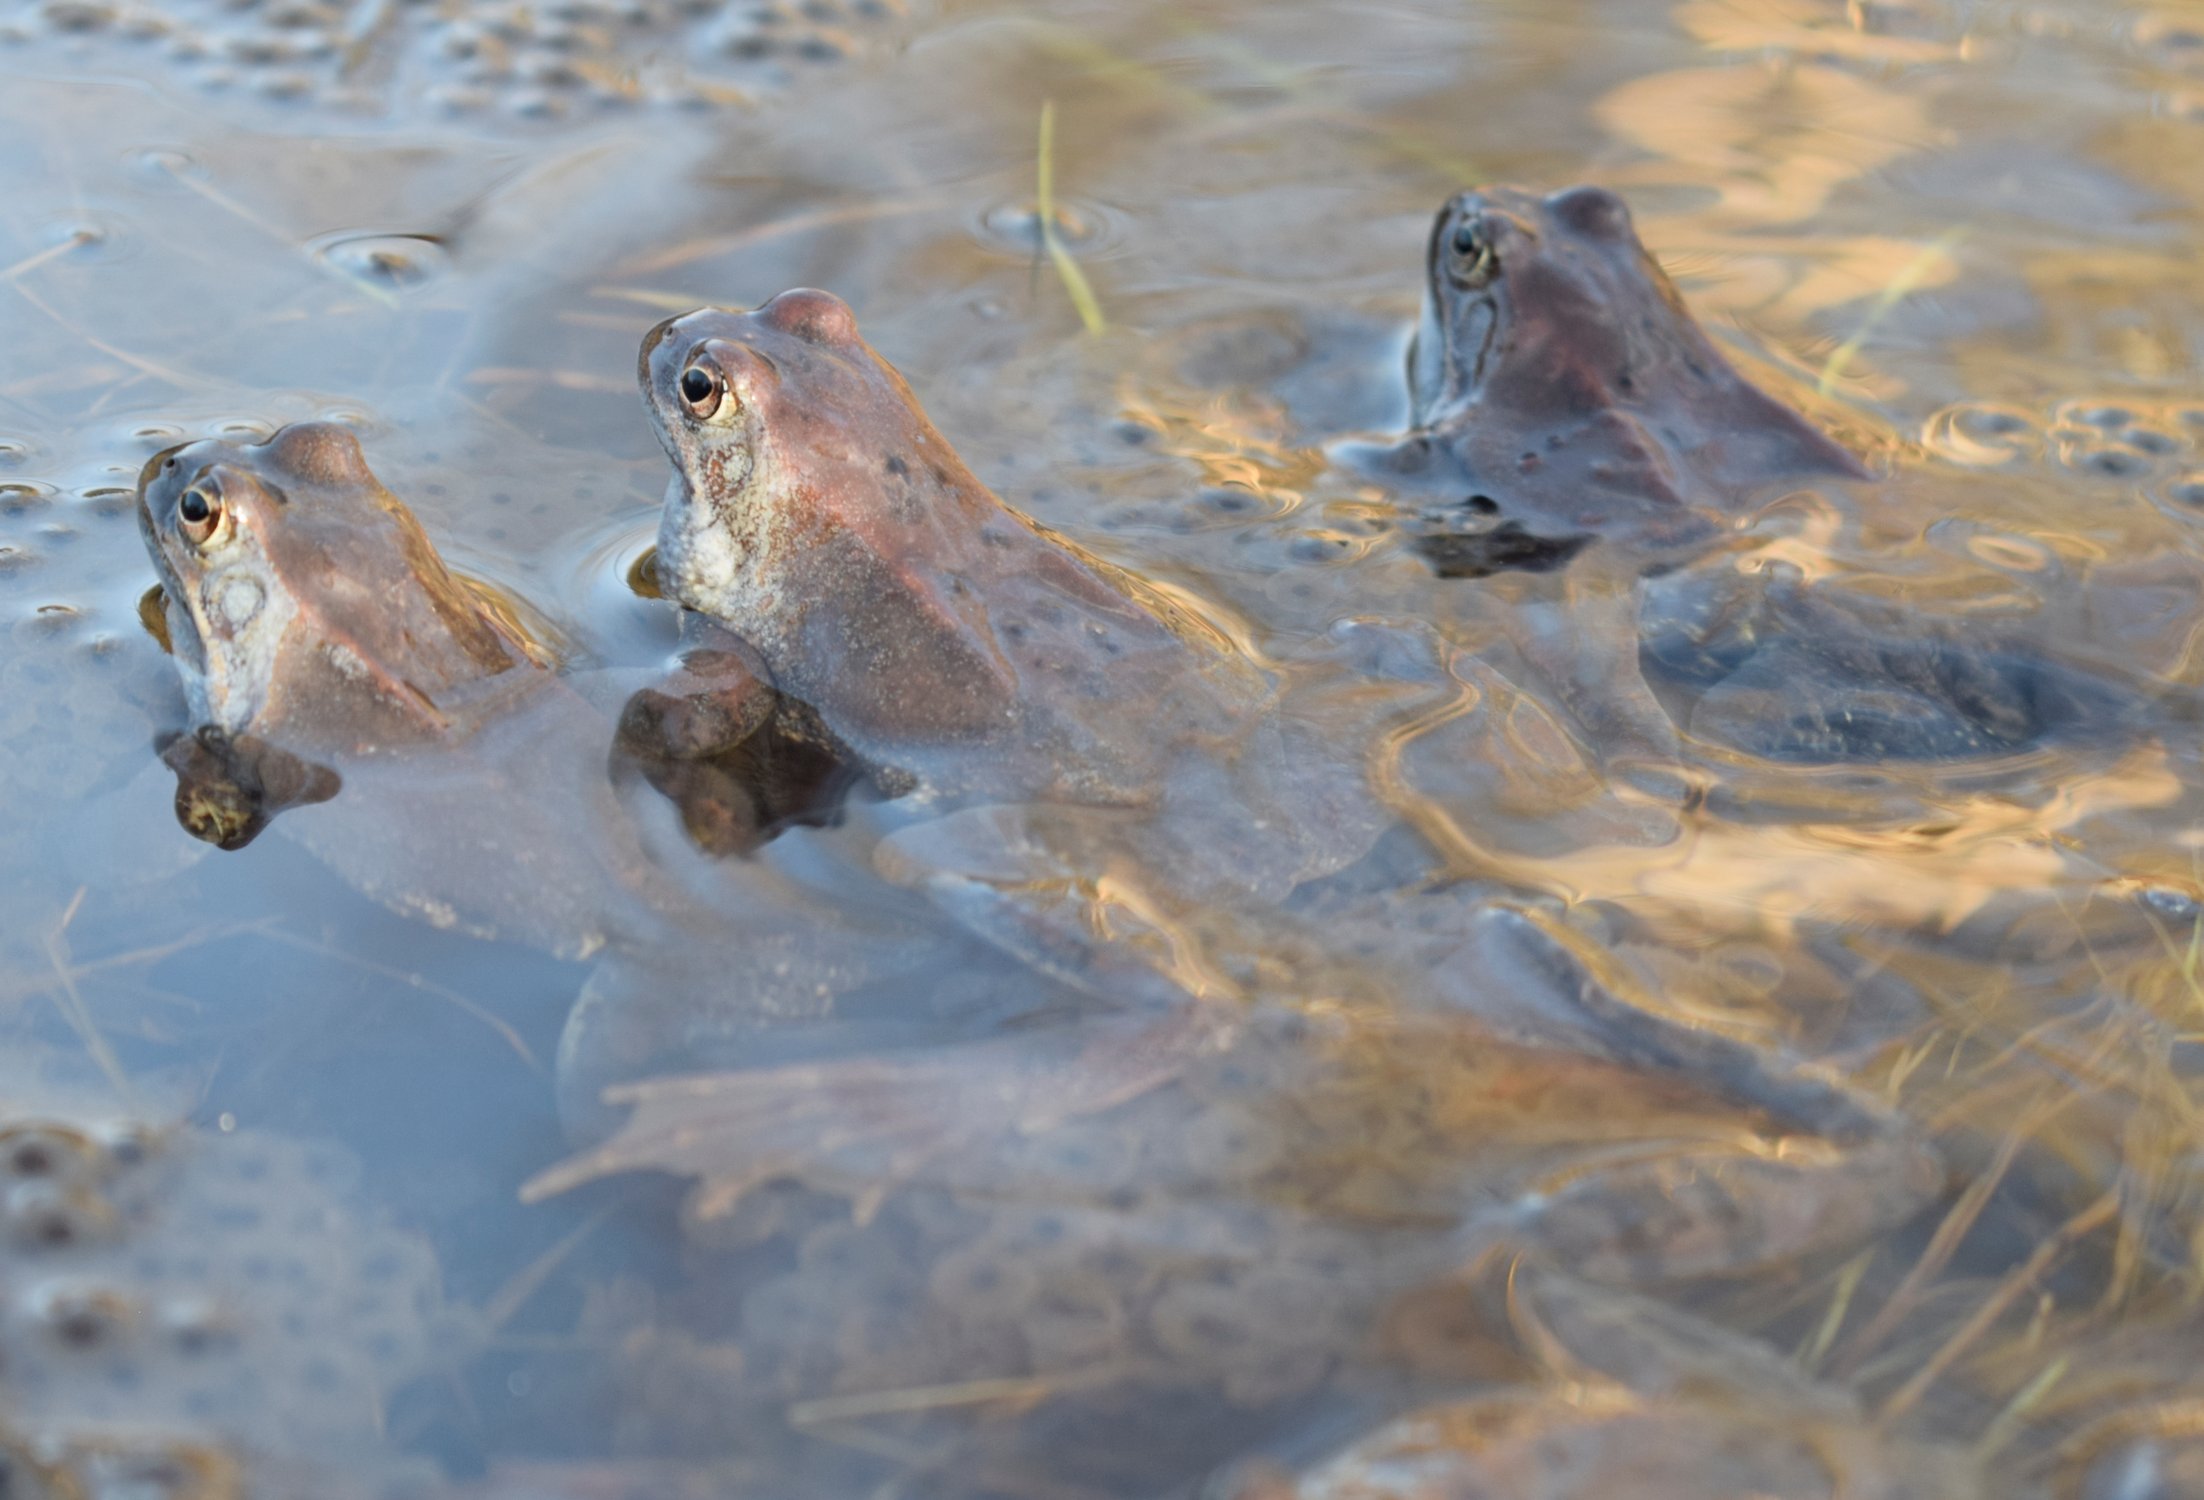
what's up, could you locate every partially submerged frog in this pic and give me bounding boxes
[1365,184,1865,577]
[631,288,1396,1002]
[133,423,1044,1130]
[644,288,1272,807]
[533,292,1939,1324]
[134,421,879,929]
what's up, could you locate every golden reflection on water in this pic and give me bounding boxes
[14,0,2204,1493]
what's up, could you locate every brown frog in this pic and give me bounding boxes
[134,423,870,933]
[643,287,1271,808]
[134,423,1013,1132]
[1371,184,1866,577]
[535,297,1939,1326]
[138,423,550,758]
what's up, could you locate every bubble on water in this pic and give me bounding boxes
[2160,473,2204,509]
[0,483,57,515]
[505,87,567,119]
[2139,883,2204,920]
[2137,14,2204,71]
[2062,400,2139,431]
[254,68,317,100]
[2124,425,2184,454]
[1921,401,2038,466]
[130,423,187,451]
[126,148,193,195]
[20,603,84,639]
[309,232,451,292]
[2065,443,2152,479]
[974,198,1124,259]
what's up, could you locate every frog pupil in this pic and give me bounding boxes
[1452,223,1482,258]
[680,368,715,405]
[179,490,211,524]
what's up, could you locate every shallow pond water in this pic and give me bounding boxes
[6,0,2204,1495]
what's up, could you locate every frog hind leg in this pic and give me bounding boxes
[526,1005,1221,1221]
[1456,905,1945,1282]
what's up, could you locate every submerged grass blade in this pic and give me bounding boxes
[1877,1190,2117,1424]
[44,889,139,1108]
[1817,229,1966,395]
[1037,101,1106,336]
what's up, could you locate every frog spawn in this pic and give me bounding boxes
[0,1079,450,1496]
[1,0,914,121]
[1923,394,2204,517]
[574,931,1935,1493]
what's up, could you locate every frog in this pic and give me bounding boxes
[136,421,736,958]
[620,287,1411,1046]
[1365,183,1867,579]
[530,291,1941,1323]
[133,422,1051,1132]
[557,901,1942,1499]
[1634,550,2142,766]
[642,287,1275,808]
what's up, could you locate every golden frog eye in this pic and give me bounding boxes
[176,482,223,547]
[1450,218,1497,287]
[678,360,724,421]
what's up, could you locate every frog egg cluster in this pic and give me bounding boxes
[0,1084,450,1491]
[1923,394,2204,513]
[1,0,913,122]
[612,1055,1420,1459]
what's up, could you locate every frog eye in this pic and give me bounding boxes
[678,361,724,421]
[176,482,224,547]
[1449,219,1498,287]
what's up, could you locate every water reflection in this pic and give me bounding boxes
[6,0,2204,1493]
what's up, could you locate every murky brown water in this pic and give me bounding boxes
[8,0,2204,1495]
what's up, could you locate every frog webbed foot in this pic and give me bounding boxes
[527,1007,1225,1221]
[1442,906,1945,1281]
[1414,521,1593,580]
[156,727,341,851]
[615,628,778,763]
[611,633,867,858]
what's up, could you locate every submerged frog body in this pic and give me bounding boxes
[570,904,1941,1496]
[1370,184,1863,576]
[1227,1265,1975,1500]
[134,423,878,941]
[1637,557,2137,765]
[535,290,1942,1270]
[135,425,1054,1139]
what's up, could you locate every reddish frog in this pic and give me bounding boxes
[134,423,1009,1134]
[532,295,1940,1321]
[1371,184,1865,576]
